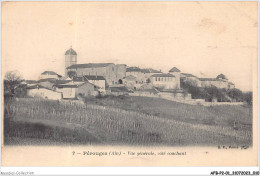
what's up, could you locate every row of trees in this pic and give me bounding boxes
[181,81,252,105]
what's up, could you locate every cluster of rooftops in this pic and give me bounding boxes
[40,64,232,83]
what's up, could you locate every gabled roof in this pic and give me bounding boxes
[37,78,57,83]
[65,47,77,55]
[54,82,87,88]
[55,80,72,84]
[181,73,197,78]
[151,73,175,77]
[72,75,106,81]
[67,63,113,69]
[27,85,58,92]
[169,67,181,72]
[199,78,217,81]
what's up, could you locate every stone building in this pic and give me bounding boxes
[64,47,126,85]
[199,74,235,89]
[39,71,62,80]
[54,81,97,99]
[150,73,178,90]
[126,67,161,83]
[65,47,77,77]
[73,75,107,93]
[122,75,137,89]
[168,67,181,89]
[27,85,62,100]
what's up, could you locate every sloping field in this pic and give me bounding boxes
[4,97,252,146]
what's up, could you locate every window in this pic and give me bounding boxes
[158,77,160,81]
[155,77,157,81]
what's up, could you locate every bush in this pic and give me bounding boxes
[181,81,245,102]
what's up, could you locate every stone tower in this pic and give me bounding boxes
[65,47,77,77]
[169,67,181,89]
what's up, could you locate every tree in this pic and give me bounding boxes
[4,70,23,95]
[67,71,77,79]
[243,91,252,105]
[146,78,151,83]
[227,88,243,102]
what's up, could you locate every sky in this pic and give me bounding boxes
[2,2,258,91]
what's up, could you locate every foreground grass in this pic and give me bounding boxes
[4,97,252,146]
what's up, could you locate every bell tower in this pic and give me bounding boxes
[65,46,77,77]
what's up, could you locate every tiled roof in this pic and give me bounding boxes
[199,78,217,81]
[199,77,228,82]
[41,71,59,75]
[67,63,113,69]
[126,67,142,72]
[181,73,197,78]
[37,78,58,83]
[27,85,57,91]
[72,75,106,81]
[84,75,106,80]
[110,86,130,92]
[65,48,77,55]
[169,67,181,72]
[126,67,161,73]
[123,75,137,80]
[151,73,175,77]
[54,82,86,88]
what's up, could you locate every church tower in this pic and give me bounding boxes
[65,47,77,77]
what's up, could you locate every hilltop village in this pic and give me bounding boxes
[25,47,235,103]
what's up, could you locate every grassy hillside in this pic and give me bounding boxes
[4,96,252,146]
[86,95,252,130]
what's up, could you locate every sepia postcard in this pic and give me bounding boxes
[1,1,258,167]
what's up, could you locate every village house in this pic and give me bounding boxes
[199,74,235,89]
[27,85,62,100]
[73,75,106,93]
[122,75,137,90]
[126,67,161,84]
[37,78,57,90]
[150,73,177,90]
[39,71,62,80]
[109,86,131,96]
[54,81,97,99]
